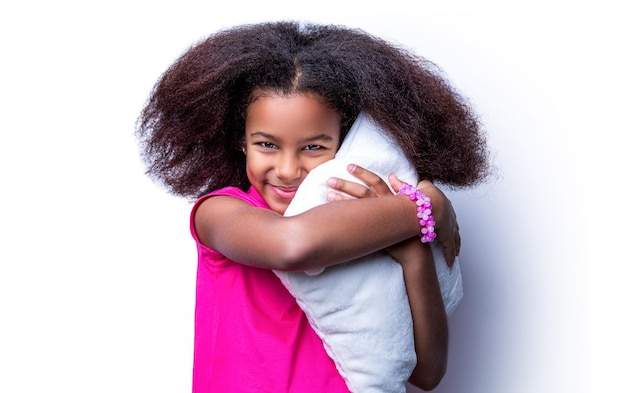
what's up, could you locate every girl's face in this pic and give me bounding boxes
[244,92,341,215]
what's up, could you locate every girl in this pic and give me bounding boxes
[136,21,489,392]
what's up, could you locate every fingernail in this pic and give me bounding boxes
[348,164,357,173]
[327,191,337,201]
[327,177,337,187]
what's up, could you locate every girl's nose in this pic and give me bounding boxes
[275,153,302,181]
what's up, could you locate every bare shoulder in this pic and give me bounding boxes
[195,195,249,240]
[195,194,251,220]
[193,194,280,252]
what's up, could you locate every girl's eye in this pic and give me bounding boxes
[303,145,323,151]
[259,142,278,149]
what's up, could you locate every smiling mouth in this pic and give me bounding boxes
[271,185,299,199]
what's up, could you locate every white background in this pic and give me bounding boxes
[1,1,621,392]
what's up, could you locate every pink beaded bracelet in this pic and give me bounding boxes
[398,183,437,243]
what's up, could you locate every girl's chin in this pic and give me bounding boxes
[268,201,288,215]
[261,191,289,214]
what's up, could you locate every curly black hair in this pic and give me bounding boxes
[136,21,490,200]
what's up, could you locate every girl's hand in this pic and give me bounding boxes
[325,164,424,267]
[326,164,460,266]
[326,164,395,201]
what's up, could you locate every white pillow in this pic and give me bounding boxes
[274,113,463,393]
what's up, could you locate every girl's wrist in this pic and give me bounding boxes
[398,183,437,243]
[421,187,445,229]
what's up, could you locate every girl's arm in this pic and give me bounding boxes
[194,183,420,271]
[386,238,448,390]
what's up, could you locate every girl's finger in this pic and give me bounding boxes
[327,176,374,199]
[326,190,351,202]
[346,164,393,196]
[388,174,408,193]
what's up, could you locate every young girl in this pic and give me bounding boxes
[136,21,489,393]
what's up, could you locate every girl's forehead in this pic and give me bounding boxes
[245,92,341,140]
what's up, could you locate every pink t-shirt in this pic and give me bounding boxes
[190,186,350,393]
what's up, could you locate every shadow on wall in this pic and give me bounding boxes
[407,191,515,393]
[407,179,587,393]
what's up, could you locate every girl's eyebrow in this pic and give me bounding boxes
[249,131,275,139]
[300,134,336,144]
[249,132,336,143]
